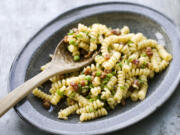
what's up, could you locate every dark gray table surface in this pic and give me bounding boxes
[0,0,180,134]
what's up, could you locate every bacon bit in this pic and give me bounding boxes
[63,36,68,43]
[129,86,134,91]
[72,28,78,33]
[70,82,78,91]
[67,98,76,106]
[104,69,111,73]
[100,72,106,79]
[132,59,139,65]
[92,72,96,77]
[80,81,86,86]
[132,80,139,89]
[59,75,64,80]
[79,48,88,56]
[121,99,126,106]
[105,53,110,60]
[134,80,139,86]
[73,85,78,91]
[84,67,91,75]
[84,52,92,58]
[111,29,121,35]
[146,47,153,56]
[43,100,50,110]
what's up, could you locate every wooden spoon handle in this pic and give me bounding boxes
[0,68,58,117]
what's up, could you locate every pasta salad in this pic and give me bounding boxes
[32,24,172,122]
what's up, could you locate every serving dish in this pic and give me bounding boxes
[8,2,180,134]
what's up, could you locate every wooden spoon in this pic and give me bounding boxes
[0,40,97,117]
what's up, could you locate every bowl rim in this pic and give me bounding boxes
[8,2,180,135]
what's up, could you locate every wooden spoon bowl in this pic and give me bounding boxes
[0,39,96,117]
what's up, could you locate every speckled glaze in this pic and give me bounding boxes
[8,2,180,135]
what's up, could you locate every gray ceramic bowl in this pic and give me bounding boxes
[8,2,180,135]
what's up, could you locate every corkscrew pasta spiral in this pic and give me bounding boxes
[58,104,79,120]
[76,99,104,114]
[32,88,52,102]
[80,108,108,122]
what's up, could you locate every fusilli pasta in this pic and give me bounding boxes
[32,23,172,122]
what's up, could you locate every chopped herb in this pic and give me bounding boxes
[120,86,125,90]
[104,76,110,81]
[127,40,134,45]
[97,95,100,99]
[112,71,116,75]
[96,71,101,77]
[89,98,94,102]
[90,37,96,42]
[138,79,144,84]
[101,84,105,88]
[141,53,147,57]
[68,30,74,35]
[103,79,109,84]
[141,65,145,68]
[85,81,88,85]
[85,75,92,81]
[90,84,93,88]
[70,92,76,98]
[118,62,122,69]
[104,85,108,89]
[81,71,85,74]
[74,55,80,61]
[128,58,134,62]
[111,89,115,95]
[141,62,147,68]
[89,96,98,102]
[68,33,73,35]
[75,34,83,38]
[89,108,94,112]
[86,95,90,99]
[102,80,108,84]
[84,31,89,35]
[56,89,64,96]
[69,39,77,46]
[107,73,113,78]
[125,59,130,65]
[108,46,112,51]
[78,84,82,91]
